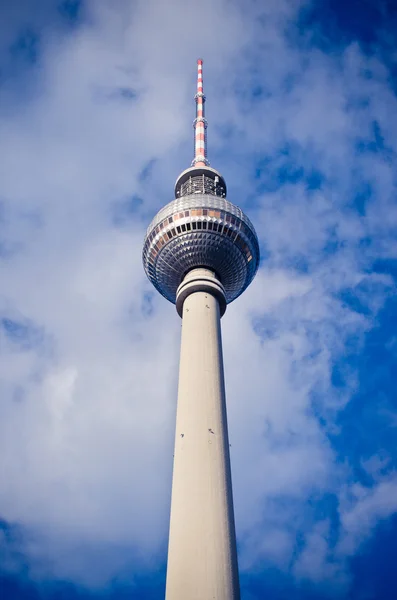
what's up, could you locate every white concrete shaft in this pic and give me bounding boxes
[165,269,240,600]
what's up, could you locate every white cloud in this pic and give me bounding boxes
[337,475,397,557]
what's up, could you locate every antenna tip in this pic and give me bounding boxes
[197,58,203,65]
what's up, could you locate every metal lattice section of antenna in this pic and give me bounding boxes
[192,59,210,168]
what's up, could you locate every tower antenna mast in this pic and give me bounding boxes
[192,59,209,167]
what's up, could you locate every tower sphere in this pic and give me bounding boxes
[142,167,260,307]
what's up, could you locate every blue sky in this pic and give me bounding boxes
[0,0,396,598]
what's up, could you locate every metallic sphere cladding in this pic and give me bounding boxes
[142,180,260,305]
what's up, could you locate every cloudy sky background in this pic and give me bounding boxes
[0,0,396,598]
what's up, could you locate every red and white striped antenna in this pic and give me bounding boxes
[191,59,210,167]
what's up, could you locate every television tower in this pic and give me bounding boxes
[143,60,259,599]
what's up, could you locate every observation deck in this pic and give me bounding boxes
[143,166,260,305]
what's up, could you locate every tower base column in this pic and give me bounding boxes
[165,268,240,600]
